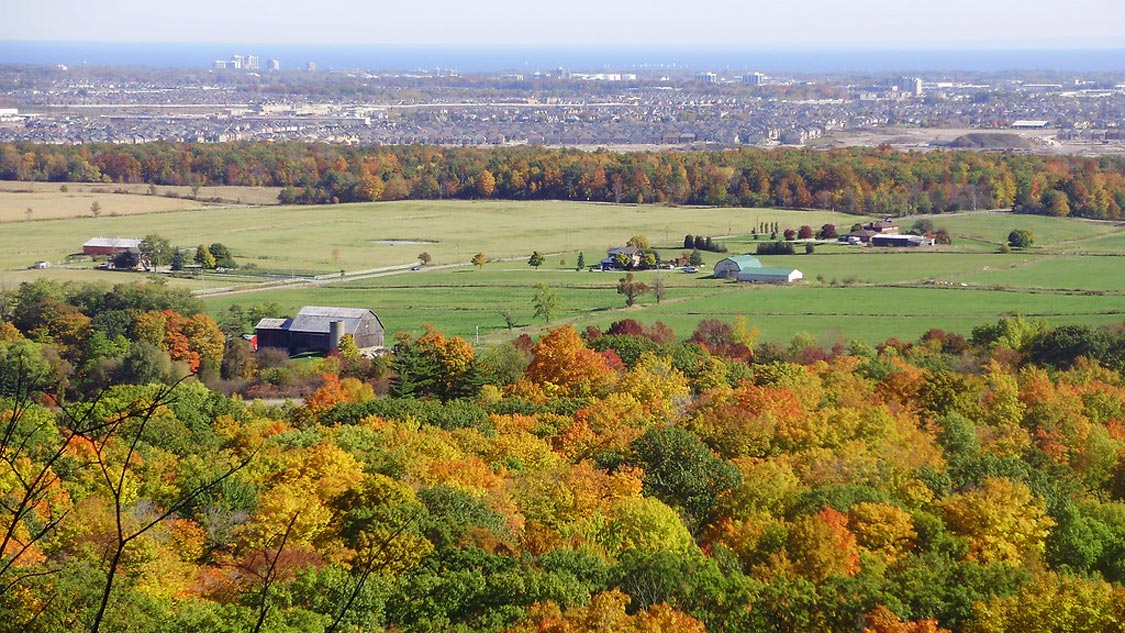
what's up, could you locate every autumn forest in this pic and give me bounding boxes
[3,141,1125,218]
[3,276,1125,632]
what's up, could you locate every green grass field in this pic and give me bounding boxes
[0,199,858,278]
[2,199,1123,344]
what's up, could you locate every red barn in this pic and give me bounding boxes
[83,237,142,257]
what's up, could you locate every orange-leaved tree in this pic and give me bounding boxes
[525,326,617,398]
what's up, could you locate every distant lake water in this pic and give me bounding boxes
[2,41,1124,73]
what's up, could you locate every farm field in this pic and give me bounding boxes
[202,255,1125,344]
[0,187,207,222]
[1,198,1123,344]
[959,255,1125,291]
[0,180,282,219]
[0,199,858,276]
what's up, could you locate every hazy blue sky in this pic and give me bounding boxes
[4,0,1124,47]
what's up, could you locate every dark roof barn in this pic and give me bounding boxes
[255,306,384,355]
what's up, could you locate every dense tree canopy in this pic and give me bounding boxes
[4,141,1125,218]
[2,280,1125,632]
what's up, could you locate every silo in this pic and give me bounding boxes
[329,320,344,350]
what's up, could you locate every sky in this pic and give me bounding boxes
[4,0,1125,48]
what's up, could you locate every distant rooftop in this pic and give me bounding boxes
[83,237,142,248]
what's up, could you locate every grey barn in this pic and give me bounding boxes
[255,306,385,355]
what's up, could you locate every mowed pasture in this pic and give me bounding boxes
[0,199,859,276]
[0,181,282,221]
[1,198,1123,344]
[0,186,207,222]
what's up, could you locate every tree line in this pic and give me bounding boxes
[3,141,1125,218]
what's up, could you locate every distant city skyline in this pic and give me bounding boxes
[4,0,1125,49]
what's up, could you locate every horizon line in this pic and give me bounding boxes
[4,39,1125,51]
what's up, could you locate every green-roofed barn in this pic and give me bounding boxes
[737,267,804,283]
[713,254,763,279]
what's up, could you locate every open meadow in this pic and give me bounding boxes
[0,180,282,221]
[1,198,1123,344]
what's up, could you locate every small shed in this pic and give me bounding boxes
[254,306,385,355]
[737,268,804,283]
[713,254,763,279]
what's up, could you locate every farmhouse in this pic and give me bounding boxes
[255,306,385,355]
[871,234,935,247]
[737,267,804,283]
[83,237,142,257]
[599,246,642,270]
[843,229,878,244]
[713,254,763,279]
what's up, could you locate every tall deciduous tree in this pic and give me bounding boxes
[626,426,740,532]
[194,244,217,270]
[617,273,650,307]
[138,234,174,270]
[476,169,496,198]
[526,326,616,397]
[942,477,1054,565]
[532,284,560,323]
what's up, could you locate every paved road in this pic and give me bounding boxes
[192,255,541,299]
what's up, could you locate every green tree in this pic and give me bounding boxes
[208,243,237,268]
[138,234,174,270]
[417,252,432,266]
[625,426,741,533]
[112,250,139,270]
[1007,229,1034,249]
[532,284,560,323]
[195,244,217,270]
[576,251,586,270]
[528,251,545,269]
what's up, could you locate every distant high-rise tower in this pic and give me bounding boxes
[231,54,244,70]
[306,61,317,72]
[556,66,571,79]
[695,72,718,84]
[744,72,767,85]
[214,60,229,70]
[898,76,923,96]
[269,59,281,71]
[246,55,260,70]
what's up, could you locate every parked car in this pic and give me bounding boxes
[681,266,698,273]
